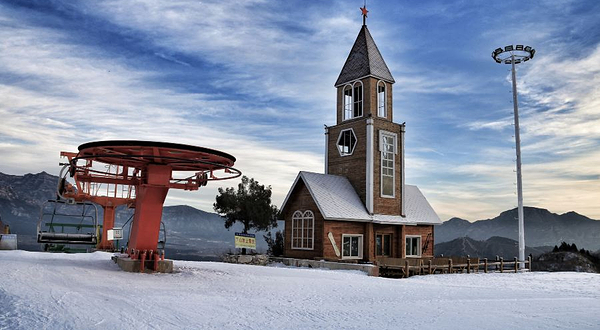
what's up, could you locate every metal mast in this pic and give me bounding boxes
[492,45,535,269]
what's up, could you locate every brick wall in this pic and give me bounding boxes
[372,118,404,215]
[336,77,394,124]
[405,225,434,257]
[322,220,366,261]
[327,119,367,204]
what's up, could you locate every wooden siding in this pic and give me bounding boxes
[282,179,324,260]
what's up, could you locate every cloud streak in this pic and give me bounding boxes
[0,0,598,221]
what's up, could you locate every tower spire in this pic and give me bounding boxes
[360,5,368,26]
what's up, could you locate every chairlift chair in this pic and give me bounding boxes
[37,199,99,245]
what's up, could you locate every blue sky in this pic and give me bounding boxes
[1,0,599,221]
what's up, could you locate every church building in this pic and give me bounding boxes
[280,8,441,263]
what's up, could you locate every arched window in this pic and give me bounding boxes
[352,81,363,118]
[291,210,314,250]
[343,85,353,120]
[377,81,386,118]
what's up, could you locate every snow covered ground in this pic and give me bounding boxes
[1,251,599,330]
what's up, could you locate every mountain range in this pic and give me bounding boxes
[0,171,274,259]
[434,236,552,259]
[435,207,600,251]
[2,172,599,259]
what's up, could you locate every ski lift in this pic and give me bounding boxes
[37,199,99,245]
[120,216,166,253]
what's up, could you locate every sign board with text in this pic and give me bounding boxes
[234,232,256,249]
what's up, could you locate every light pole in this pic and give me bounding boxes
[492,45,535,269]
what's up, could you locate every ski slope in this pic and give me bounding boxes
[1,251,599,329]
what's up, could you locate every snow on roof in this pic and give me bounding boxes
[281,171,441,225]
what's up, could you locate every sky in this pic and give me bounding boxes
[0,0,599,222]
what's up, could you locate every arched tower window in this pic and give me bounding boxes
[352,81,363,118]
[343,85,353,120]
[377,81,386,118]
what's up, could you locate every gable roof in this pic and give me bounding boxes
[334,25,395,87]
[281,171,441,225]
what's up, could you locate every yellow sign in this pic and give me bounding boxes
[235,233,256,249]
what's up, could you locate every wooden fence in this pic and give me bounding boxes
[377,256,532,278]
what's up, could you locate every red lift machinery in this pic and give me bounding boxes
[38,140,240,271]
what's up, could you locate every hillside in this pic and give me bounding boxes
[436,207,600,250]
[434,236,551,259]
[1,251,600,329]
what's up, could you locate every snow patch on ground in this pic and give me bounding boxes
[1,250,599,329]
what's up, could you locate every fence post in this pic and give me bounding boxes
[500,257,504,273]
[448,258,452,274]
[428,259,433,275]
[467,258,471,274]
[484,258,488,273]
[514,257,518,273]
[495,255,499,271]
[405,260,410,278]
[527,255,532,271]
[419,259,423,275]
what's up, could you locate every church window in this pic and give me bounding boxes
[337,129,357,156]
[380,131,397,197]
[342,234,363,259]
[353,81,363,118]
[343,81,363,120]
[343,85,353,120]
[377,81,386,118]
[291,210,314,250]
[406,235,421,257]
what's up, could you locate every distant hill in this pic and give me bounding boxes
[436,207,600,251]
[532,251,600,273]
[0,172,275,258]
[434,236,552,259]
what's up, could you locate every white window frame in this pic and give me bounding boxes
[343,81,364,121]
[405,235,421,258]
[377,80,386,118]
[341,234,363,260]
[343,84,353,121]
[336,128,357,157]
[379,130,397,198]
[352,81,363,119]
[291,210,314,250]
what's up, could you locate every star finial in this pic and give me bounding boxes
[360,6,368,26]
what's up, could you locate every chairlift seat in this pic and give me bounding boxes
[38,232,97,245]
[37,199,100,246]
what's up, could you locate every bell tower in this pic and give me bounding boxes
[325,7,406,216]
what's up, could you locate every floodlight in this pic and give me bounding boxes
[490,43,536,271]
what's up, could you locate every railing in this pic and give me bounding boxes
[377,256,532,278]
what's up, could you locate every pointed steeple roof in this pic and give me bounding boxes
[335,25,395,87]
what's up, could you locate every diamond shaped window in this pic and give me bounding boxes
[337,129,357,156]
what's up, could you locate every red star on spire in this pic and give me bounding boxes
[360,6,368,25]
[360,6,368,17]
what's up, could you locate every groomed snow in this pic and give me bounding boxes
[1,251,599,329]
